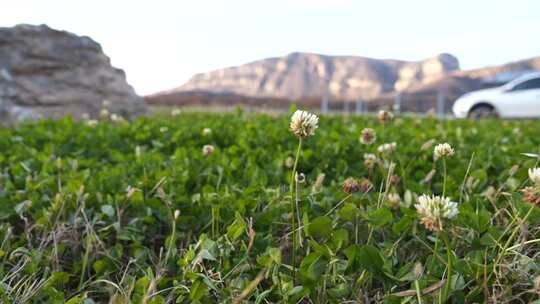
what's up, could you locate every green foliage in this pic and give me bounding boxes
[0,113,539,303]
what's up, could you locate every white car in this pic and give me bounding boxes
[453,73,540,118]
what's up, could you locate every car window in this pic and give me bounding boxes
[511,77,540,91]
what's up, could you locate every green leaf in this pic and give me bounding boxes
[299,252,328,283]
[100,204,115,218]
[226,212,246,240]
[190,279,208,301]
[367,208,393,227]
[356,245,385,275]
[307,216,333,239]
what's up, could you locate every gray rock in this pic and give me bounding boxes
[0,24,144,120]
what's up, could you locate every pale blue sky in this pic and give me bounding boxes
[1,0,539,95]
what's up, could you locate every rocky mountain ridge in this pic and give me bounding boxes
[169,52,460,100]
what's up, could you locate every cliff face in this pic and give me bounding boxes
[172,52,460,100]
[0,24,144,120]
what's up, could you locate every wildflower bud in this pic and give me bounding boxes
[508,165,519,176]
[413,262,424,279]
[160,127,168,133]
[290,110,319,138]
[342,177,360,194]
[126,186,137,200]
[421,169,437,184]
[284,156,294,168]
[295,172,306,184]
[56,157,62,170]
[420,139,436,151]
[202,128,212,136]
[363,153,378,169]
[312,173,325,192]
[174,209,180,220]
[386,193,401,209]
[71,159,78,172]
[377,110,394,123]
[377,142,396,155]
[202,145,215,157]
[135,146,142,160]
[528,168,540,185]
[100,108,110,119]
[359,128,376,145]
[433,143,455,161]
[171,108,181,116]
[87,119,98,127]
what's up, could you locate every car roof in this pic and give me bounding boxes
[506,72,540,86]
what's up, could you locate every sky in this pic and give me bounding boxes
[1,0,539,95]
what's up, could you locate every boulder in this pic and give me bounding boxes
[0,24,144,121]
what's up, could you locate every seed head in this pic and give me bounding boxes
[202,145,215,157]
[415,194,459,232]
[359,178,374,193]
[290,110,319,138]
[377,110,394,123]
[377,142,397,155]
[433,143,454,161]
[203,128,212,136]
[342,177,361,194]
[359,128,376,145]
[521,187,540,206]
[295,172,306,184]
[529,168,540,185]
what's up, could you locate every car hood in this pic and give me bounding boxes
[460,87,504,100]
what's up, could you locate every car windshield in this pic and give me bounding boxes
[510,77,540,91]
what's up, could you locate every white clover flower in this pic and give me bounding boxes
[415,194,459,232]
[160,127,169,133]
[359,128,376,145]
[203,128,212,136]
[290,110,319,138]
[363,153,378,169]
[86,119,98,127]
[202,145,215,157]
[171,108,181,116]
[529,168,540,185]
[377,142,397,155]
[433,143,454,161]
[386,193,401,208]
[377,110,394,123]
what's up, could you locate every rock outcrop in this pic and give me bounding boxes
[0,24,144,120]
[169,52,459,100]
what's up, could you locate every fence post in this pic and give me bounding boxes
[436,92,445,118]
[343,100,350,115]
[355,98,364,115]
[393,92,401,114]
[321,95,329,114]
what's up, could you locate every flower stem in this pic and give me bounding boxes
[442,158,447,197]
[289,138,302,282]
[414,279,423,304]
[441,233,452,302]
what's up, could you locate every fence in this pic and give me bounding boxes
[320,92,457,118]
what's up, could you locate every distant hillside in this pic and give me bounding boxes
[159,52,459,100]
[147,53,540,112]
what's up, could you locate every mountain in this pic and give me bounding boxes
[162,52,460,100]
[0,24,144,121]
[147,53,540,112]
